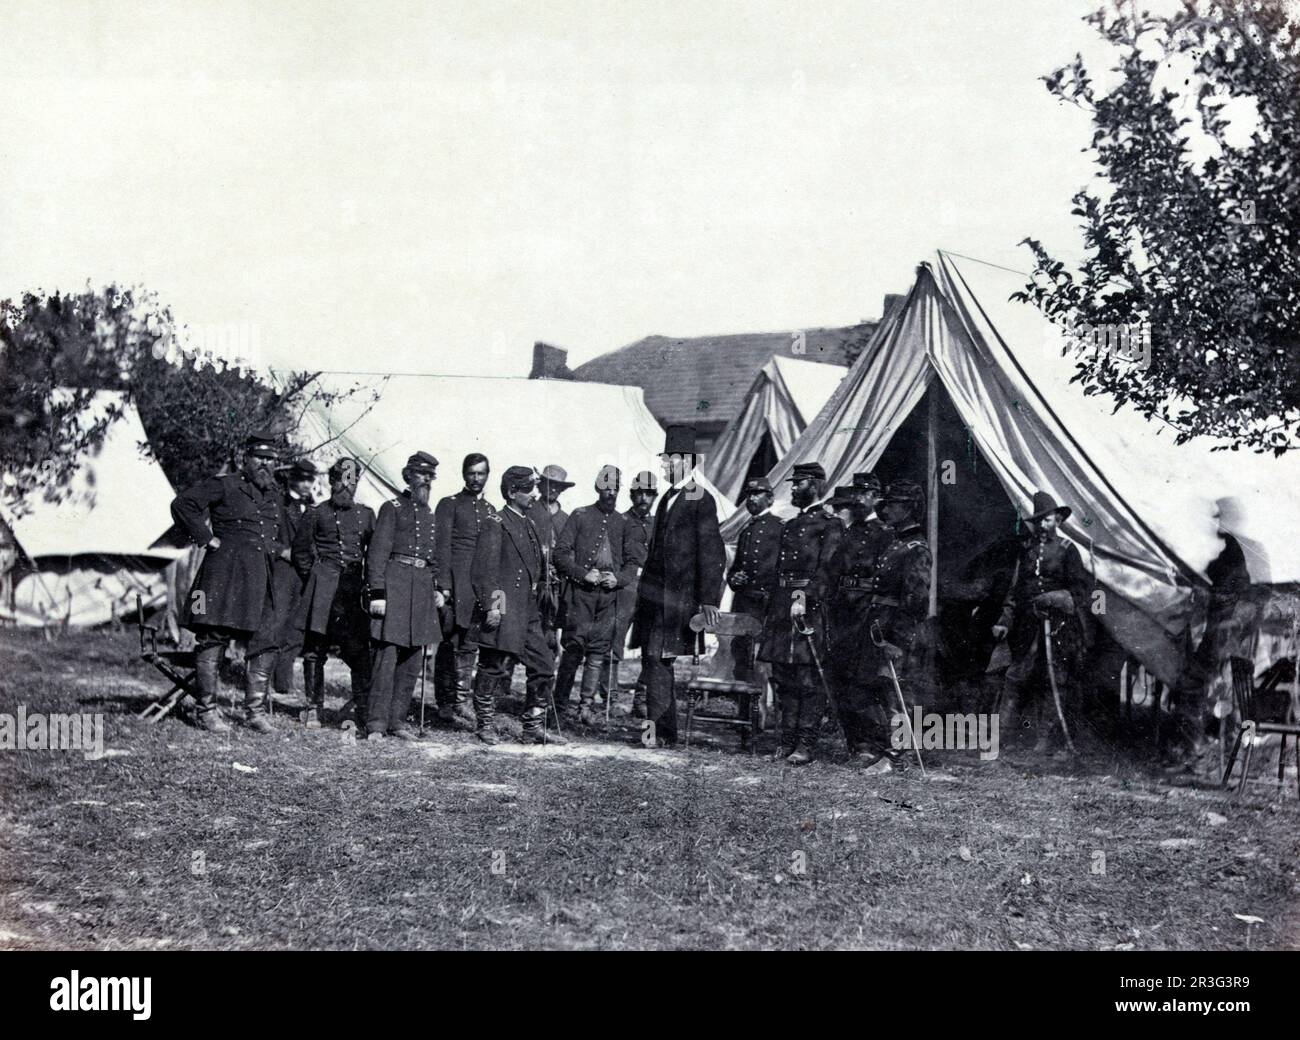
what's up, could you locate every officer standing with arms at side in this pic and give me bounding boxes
[613,470,657,718]
[758,462,843,765]
[726,477,783,682]
[272,459,318,700]
[857,480,932,773]
[171,432,286,733]
[991,490,1089,753]
[630,425,726,748]
[827,472,897,759]
[529,463,572,727]
[469,466,566,745]
[552,465,644,725]
[432,453,494,729]
[291,457,375,728]
[365,451,447,741]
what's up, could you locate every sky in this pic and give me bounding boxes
[0,0,1114,376]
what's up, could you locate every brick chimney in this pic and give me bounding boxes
[530,341,571,380]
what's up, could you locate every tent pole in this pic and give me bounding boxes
[926,388,939,620]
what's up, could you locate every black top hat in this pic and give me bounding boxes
[661,425,697,456]
[1027,490,1071,523]
[404,451,439,474]
[742,476,774,496]
[786,462,827,482]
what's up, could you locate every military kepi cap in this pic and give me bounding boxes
[828,485,857,507]
[404,451,439,474]
[502,465,537,496]
[595,465,621,490]
[245,431,279,459]
[742,476,773,496]
[661,425,696,456]
[882,479,924,503]
[630,470,659,493]
[786,462,826,482]
[851,471,881,491]
[286,459,318,479]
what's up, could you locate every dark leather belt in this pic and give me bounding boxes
[778,576,811,588]
[870,595,900,607]
[391,553,431,568]
[839,576,874,591]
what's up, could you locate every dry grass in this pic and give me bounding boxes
[1,629,1297,950]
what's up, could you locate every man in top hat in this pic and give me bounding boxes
[271,458,319,699]
[614,470,658,717]
[432,453,495,729]
[291,457,375,728]
[990,490,1090,753]
[630,425,726,747]
[553,465,645,725]
[365,451,447,740]
[170,431,287,733]
[826,472,900,759]
[855,479,932,772]
[726,476,783,682]
[758,462,844,765]
[468,465,565,745]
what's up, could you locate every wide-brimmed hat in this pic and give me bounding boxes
[827,485,857,508]
[537,464,574,491]
[1027,490,1071,523]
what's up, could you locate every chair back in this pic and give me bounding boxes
[1228,656,1257,722]
[135,594,157,654]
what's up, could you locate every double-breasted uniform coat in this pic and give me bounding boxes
[292,497,375,653]
[172,472,284,653]
[725,509,783,679]
[432,489,496,708]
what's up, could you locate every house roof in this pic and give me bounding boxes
[568,325,870,429]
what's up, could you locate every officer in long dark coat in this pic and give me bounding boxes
[826,472,897,758]
[991,490,1090,752]
[616,471,657,717]
[857,480,932,772]
[170,432,286,733]
[271,459,317,699]
[292,457,375,728]
[365,451,447,740]
[726,477,783,682]
[758,462,844,765]
[553,465,645,725]
[468,466,566,745]
[432,453,494,727]
[528,464,573,727]
[629,425,726,748]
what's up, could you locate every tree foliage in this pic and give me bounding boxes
[1016,0,1300,453]
[1,283,369,515]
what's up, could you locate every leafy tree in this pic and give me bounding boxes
[1,283,372,514]
[1016,0,1300,453]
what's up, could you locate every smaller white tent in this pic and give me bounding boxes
[287,373,734,519]
[704,356,847,503]
[1,392,183,628]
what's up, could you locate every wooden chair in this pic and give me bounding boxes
[1221,656,1300,799]
[135,594,202,723]
[683,612,766,753]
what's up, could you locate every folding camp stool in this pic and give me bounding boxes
[683,611,767,754]
[134,594,202,723]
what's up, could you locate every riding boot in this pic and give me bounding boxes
[194,642,231,732]
[577,654,603,726]
[553,646,581,718]
[472,669,500,744]
[302,657,324,728]
[775,685,799,759]
[244,652,274,733]
[452,650,477,725]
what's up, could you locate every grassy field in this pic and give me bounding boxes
[1,628,1297,950]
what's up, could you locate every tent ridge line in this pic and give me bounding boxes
[935,252,1205,589]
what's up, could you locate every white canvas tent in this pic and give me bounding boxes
[288,373,734,519]
[724,250,1300,685]
[704,355,846,503]
[0,392,184,628]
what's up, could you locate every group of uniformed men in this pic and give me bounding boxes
[171,422,1085,766]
